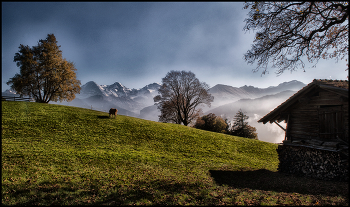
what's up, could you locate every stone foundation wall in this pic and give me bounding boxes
[277,144,348,181]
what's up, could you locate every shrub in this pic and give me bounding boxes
[194,113,228,133]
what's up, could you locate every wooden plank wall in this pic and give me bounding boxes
[287,89,347,142]
[343,100,348,143]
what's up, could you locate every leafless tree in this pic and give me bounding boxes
[243,2,348,75]
[154,70,214,126]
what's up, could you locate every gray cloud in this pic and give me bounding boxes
[2,2,347,91]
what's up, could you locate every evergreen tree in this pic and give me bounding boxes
[229,109,258,139]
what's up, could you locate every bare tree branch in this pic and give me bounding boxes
[243,2,348,75]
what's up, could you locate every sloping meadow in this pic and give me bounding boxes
[2,101,348,205]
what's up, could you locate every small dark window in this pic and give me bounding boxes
[319,105,343,139]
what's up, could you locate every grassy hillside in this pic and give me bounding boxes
[2,101,348,205]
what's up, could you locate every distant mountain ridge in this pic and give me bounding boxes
[2,80,305,118]
[71,81,161,114]
[209,80,306,107]
[79,81,160,99]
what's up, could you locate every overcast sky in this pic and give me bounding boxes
[2,2,348,91]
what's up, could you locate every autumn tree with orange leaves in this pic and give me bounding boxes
[7,34,81,103]
[243,2,348,75]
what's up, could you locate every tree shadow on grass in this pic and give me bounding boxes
[3,179,211,206]
[4,175,348,206]
[2,181,80,205]
[97,115,109,119]
[95,180,220,206]
[209,169,348,197]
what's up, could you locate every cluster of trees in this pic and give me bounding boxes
[154,70,257,139]
[193,110,258,139]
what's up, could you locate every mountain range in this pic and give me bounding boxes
[208,80,305,107]
[76,81,161,114]
[2,80,306,143]
[2,80,305,118]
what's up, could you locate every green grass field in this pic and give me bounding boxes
[2,101,348,205]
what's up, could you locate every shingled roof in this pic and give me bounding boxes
[258,79,349,124]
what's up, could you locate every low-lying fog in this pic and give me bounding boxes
[51,90,292,144]
[140,106,287,143]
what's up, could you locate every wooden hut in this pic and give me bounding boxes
[258,79,348,181]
